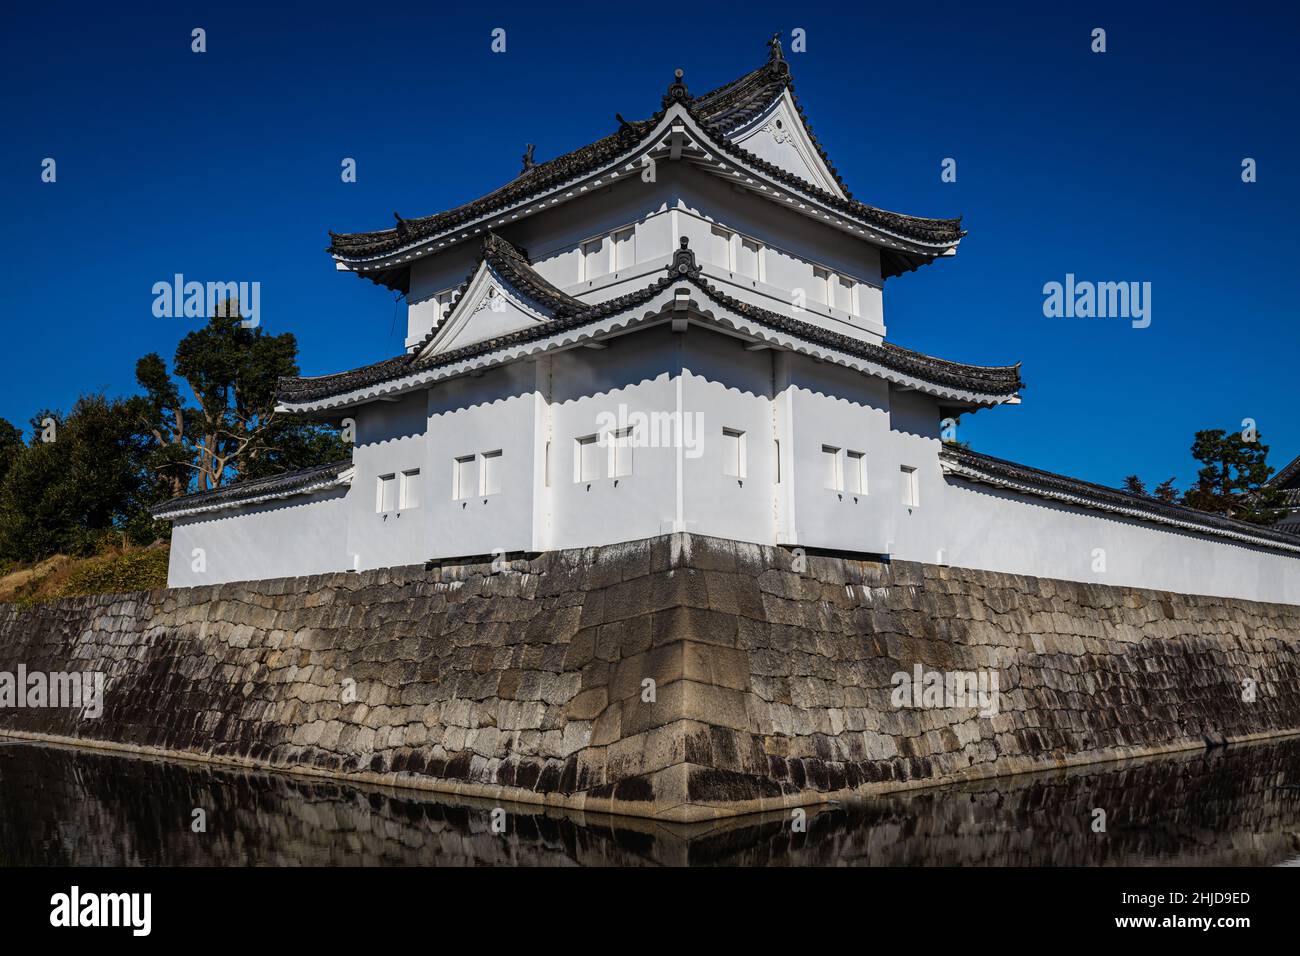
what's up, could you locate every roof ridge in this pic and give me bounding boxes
[326,40,963,275]
[1264,450,1300,489]
[278,251,1021,406]
[151,458,353,518]
[942,446,1300,549]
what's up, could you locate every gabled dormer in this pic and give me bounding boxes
[408,234,586,359]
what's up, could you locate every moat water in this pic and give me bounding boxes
[2,738,1300,866]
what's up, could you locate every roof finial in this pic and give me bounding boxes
[521,143,536,174]
[668,236,700,277]
[767,32,784,62]
[393,212,409,236]
[661,67,691,109]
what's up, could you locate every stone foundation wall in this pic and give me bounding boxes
[2,533,1299,821]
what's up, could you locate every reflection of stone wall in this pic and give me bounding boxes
[1,533,1299,821]
[4,739,1299,866]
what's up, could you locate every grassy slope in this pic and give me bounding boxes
[0,544,169,607]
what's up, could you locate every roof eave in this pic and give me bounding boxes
[327,102,963,277]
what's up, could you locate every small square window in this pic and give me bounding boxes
[722,428,746,478]
[822,445,842,491]
[575,434,601,482]
[812,266,831,304]
[737,238,761,280]
[481,450,502,496]
[900,465,919,507]
[453,456,475,500]
[399,469,420,509]
[710,226,733,270]
[834,275,856,313]
[612,227,635,271]
[846,451,866,495]
[582,236,608,281]
[609,428,634,478]
[376,474,397,513]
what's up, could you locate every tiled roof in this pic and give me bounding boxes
[151,459,353,521]
[941,446,1300,553]
[326,44,962,276]
[278,236,1021,407]
[402,233,585,357]
[1265,452,1300,491]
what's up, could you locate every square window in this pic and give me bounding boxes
[453,456,475,500]
[612,227,635,271]
[399,469,420,509]
[822,445,842,491]
[582,236,607,281]
[609,428,634,478]
[736,238,762,280]
[722,428,746,478]
[575,434,601,482]
[376,474,397,513]
[846,451,866,495]
[812,266,831,304]
[835,275,855,313]
[481,450,502,496]
[900,465,919,507]
[710,226,733,270]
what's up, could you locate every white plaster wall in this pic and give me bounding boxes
[401,165,889,352]
[425,361,540,558]
[177,323,1300,603]
[779,352,896,555]
[348,392,430,570]
[679,331,778,544]
[928,480,1300,604]
[545,329,682,550]
[167,489,350,586]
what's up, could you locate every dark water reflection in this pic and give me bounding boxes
[3,738,1300,866]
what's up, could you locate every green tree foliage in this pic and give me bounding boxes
[1122,475,1147,496]
[0,395,163,562]
[0,418,22,484]
[135,302,346,492]
[1181,428,1283,524]
[1122,474,1179,504]
[0,305,345,565]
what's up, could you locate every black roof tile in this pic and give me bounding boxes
[326,46,962,274]
[278,236,1020,406]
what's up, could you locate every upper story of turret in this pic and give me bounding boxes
[325,36,965,351]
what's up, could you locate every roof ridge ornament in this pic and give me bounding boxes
[668,236,701,277]
[520,143,536,174]
[661,68,692,109]
[767,32,790,75]
[393,212,409,237]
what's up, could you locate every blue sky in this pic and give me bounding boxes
[2,1,1297,490]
